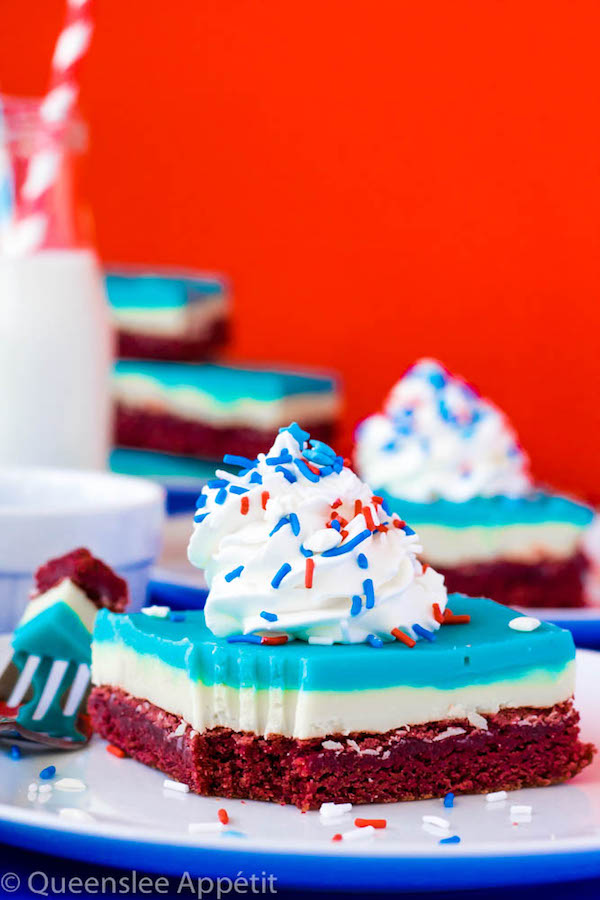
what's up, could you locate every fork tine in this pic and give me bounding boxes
[7,655,41,708]
[32,659,70,721]
[62,663,91,717]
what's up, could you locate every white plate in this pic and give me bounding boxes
[1,637,599,892]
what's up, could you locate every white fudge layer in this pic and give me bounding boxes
[114,296,226,338]
[91,644,574,740]
[417,522,587,567]
[20,578,98,633]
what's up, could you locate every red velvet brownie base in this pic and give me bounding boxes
[115,406,336,462]
[437,552,588,609]
[34,548,128,612]
[118,318,228,362]
[88,687,594,811]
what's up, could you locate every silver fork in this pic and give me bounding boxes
[0,645,91,749]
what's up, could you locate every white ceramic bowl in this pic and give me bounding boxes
[0,467,165,631]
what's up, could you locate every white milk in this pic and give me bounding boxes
[0,249,113,468]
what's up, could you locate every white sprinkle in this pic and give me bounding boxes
[486,791,508,803]
[28,782,39,794]
[321,740,344,751]
[308,636,334,645]
[38,784,53,794]
[168,721,187,739]
[433,727,467,742]
[320,802,352,818]
[188,821,225,834]
[467,711,488,730]
[59,808,95,823]
[341,825,375,841]
[38,793,51,804]
[509,616,541,632]
[163,779,190,793]
[510,805,532,815]
[55,778,87,793]
[422,822,451,838]
[422,815,450,829]
[142,605,171,618]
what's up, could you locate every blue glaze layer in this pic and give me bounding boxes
[110,448,230,482]
[106,270,225,310]
[93,595,574,693]
[114,361,338,404]
[375,489,595,529]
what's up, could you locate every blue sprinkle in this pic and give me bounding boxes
[439,835,461,845]
[279,422,310,446]
[266,451,293,466]
[222,829,247,838]
[363,578,375,609]
[229,485,249,495]
[225,565,244,582]
[208,478,229,488]
[357,553,368,569]
[403,525,416,536]
[227,634,261,644]
[40,765,56,780]
[171,613,186,623]
[322,529,371,557]
[383,440,397,452]
[413,624,436,642]
[215,488,228,505]
[319,465,333,476]
[299,544,313,557]
[10,745,22,760]
[367,634,383,648]
[350,595,362,616]
[195,493,207,509]
[329,519,341,532]
[309,439,336,457]
[294,459,320,483]
[289,513,300,536]
[303,448,333,466]
[223,454,256,469]
[444,792,455,809]
[260,611,278,622]
[249,471,263,484]
[380,497,391,515]
[194,512,209,524]
[271,563,292,588]
[275,465,297,483]
[269,516,289,537]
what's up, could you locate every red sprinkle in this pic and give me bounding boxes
[261,491,270,510]
[343,458,352,467]
[354,499,363,517]
[422,563,429,572]
[107,744,126,759]
[391,628,416,647]
[371,495,384,505]
[444,613,471,625]
[376,524,388,533]
[393,518,406,528]
[340,529,349,539]
[305,557,315,588]
[355,818,387,829]
[217,808,229,825]
[330,511,339,520]
[240,496,250,515]
[363,507,376,530]
[261,634,289,645]
[432,603,444,624]
[301,457,321,476]
[331,498,343,509]
[332,833,343,842]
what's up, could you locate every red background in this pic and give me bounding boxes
[1,1,599,498]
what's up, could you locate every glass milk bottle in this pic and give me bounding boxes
[0,95,112,469]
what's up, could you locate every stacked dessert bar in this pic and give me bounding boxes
[106,268,340,482]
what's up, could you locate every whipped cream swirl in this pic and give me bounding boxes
[355,359,531,503]
[188,424,447,644]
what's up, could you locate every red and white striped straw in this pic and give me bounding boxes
[9,0,94,254]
